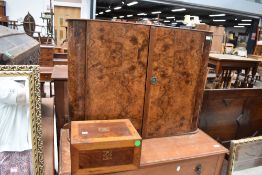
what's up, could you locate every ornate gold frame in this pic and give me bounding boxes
[227,136,262,175]
[0,65,44,175]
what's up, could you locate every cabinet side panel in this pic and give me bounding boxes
[143,27,211,138]
[85,21,150,132]
[68,20,87,121]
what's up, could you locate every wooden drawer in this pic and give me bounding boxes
[112,155,224,175]
[53,58,68,65]
[40,52,53,59]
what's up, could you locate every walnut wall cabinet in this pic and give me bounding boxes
[68,20,212,138]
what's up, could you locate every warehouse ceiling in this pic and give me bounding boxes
[96,0,255,28]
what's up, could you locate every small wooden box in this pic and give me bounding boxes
[70,119,142,175]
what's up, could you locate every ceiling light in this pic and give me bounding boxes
[151,11,161,14]
[127,1,138,6]
[105,9,111,13]
[99,12,104,15]
[119,16,124,18]
[164,20,170,23]
[176,20,184,22]
[235,18,237,21]
[114,6,122,10]
[172,23,177,25]
[238,23,251,25]
[166,16,175,19]
[171,8,186,12]
[137,13,147,16]
[234,26,245,28]
[209,14,226,17]
[242,19,252,22]
[213,19,226,22]
[127,14,133,17]
[96,13,98,16]
[113,17,117,19]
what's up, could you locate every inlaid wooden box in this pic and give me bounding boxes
[70,119,142,175]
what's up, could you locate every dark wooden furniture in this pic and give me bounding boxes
[40,66,54,97]
[209,53,260,89]
[53,52,68,65]
[0,1,6,17]
[60,129,228,175]
[71,119,142,175]
[40,45,55,66]
[0,26,39,65]
[200,89,262,146]
[0,1,7,27]
[53,58,68,65]
[52,65,69,142]
[42,97,55,175]
[68,19,212,138]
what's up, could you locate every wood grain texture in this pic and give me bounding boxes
[60,129,228,175]
[70,120,142,175]
[143,26,211,138]
[68,20,87,121]
[200,89,262,144]
[84,21,150,132]
[42,98,55,175]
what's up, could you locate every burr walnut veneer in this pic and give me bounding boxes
[68,19,212,138]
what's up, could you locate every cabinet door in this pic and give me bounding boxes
[84,21,150,132]
[143,26,212,138]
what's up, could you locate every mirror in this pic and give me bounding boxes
[227,136,262,175]
[0,65,44,174]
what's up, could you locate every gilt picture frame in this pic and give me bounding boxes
[0,65,44,174]
[227,136,262,175]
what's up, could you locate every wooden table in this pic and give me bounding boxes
[40,66,54,97]
[209,54,260,88]
[42,98,55,175]
[51,65,69,143]
[59,129,228,175]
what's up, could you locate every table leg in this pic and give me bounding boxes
[249,66,258,88]
[233,69,241,88]
[242,68,251,88]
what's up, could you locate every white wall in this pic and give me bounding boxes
[5,0,92,36]
[6,0,50,35]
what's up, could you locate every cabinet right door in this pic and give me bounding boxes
[143,26,212,138]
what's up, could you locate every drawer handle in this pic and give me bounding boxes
[195,164,202,174]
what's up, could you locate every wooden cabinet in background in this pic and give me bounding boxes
[68,20,212,138]
[200,89,262,146]
[40,45,54,66]
[0,1,6,17]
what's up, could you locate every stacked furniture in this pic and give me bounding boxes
[59,19,228,175]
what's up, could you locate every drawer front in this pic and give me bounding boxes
[40,52,53,60]
[112,155,224,175]
[79,147,134,169]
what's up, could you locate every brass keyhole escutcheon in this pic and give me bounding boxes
[195,164,202,174]
[150,75,157,85]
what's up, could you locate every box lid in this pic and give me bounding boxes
[71,119,141,144]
